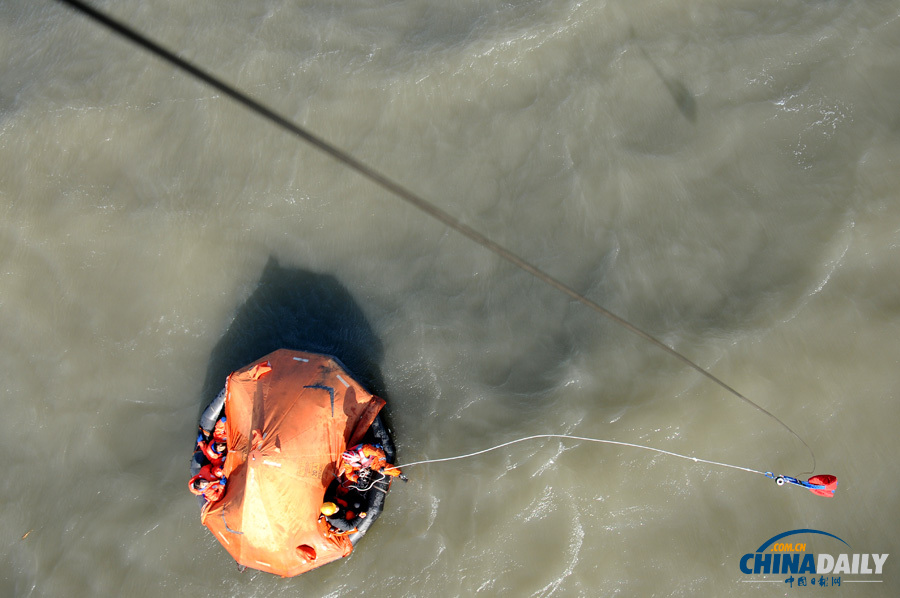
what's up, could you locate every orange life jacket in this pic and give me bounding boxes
[197,439,225,467]
[203,480,225,503]
[212,416,227,443]
[319,514,357,538]
[189,463,227,505]
[189,463,223,493]
[339,444,402,484]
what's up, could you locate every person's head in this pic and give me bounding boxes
[214,441,226,454]
[192,478,211,492]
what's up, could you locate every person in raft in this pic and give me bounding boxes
[338,443,406,488]
[189,463,226,505]
[196,434,227,469]
[189,415,228,506]
[196,415,228,467]
[319,501,357,537]
[319,497,371,536]
[199,415,227,445]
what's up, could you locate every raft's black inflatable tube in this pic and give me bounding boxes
[190,388,226,479]
[346,414,394,545]
[199,387,226,432]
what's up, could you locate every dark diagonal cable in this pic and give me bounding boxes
[55,0,815,473]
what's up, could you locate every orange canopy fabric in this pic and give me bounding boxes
[202,349,385,577]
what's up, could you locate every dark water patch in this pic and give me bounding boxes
[199,257,386,412]
[630,27,698,123]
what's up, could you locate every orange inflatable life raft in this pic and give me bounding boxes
[190,349,397,577]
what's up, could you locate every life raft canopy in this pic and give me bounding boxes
[201,349,389,577]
